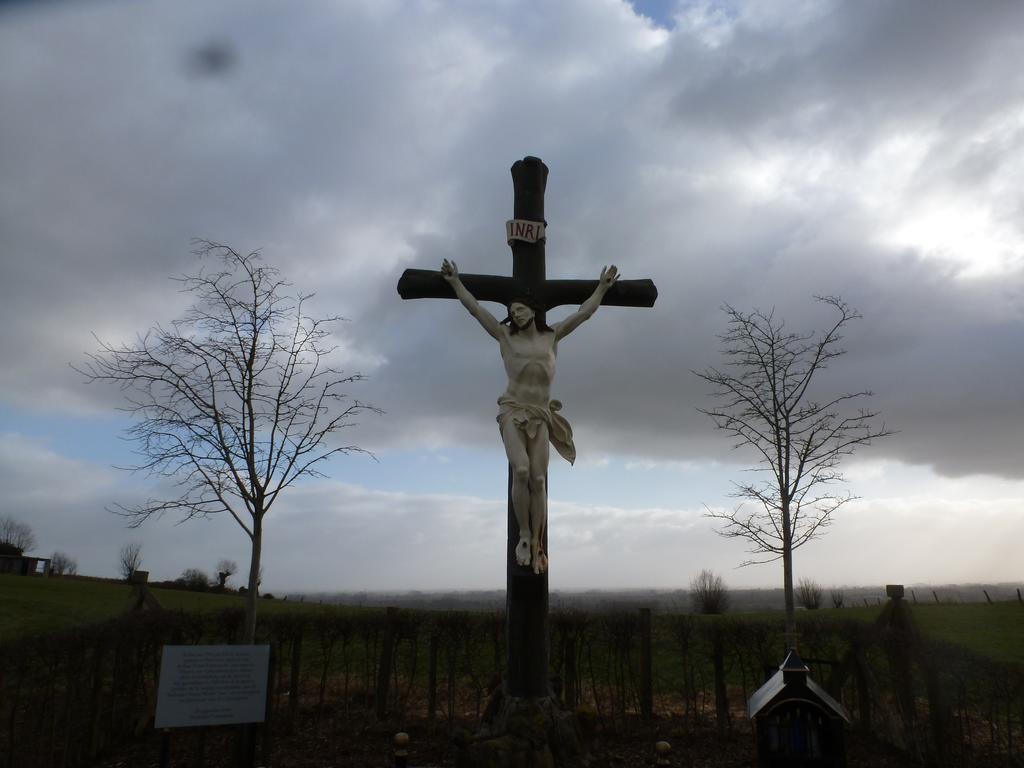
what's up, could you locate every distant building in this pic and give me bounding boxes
[0,554,51,576]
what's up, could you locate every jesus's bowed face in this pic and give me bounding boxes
[509,302,535,329]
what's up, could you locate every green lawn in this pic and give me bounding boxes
[3,575,1022,667]
[909,601,1024,665]
[752,601,1024,665]
[743,601,1024,666]
[0,574,313,641]
[0,574,136,639]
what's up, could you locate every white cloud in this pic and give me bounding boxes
[3,430,1022,590]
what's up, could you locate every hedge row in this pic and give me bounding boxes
[1,602,1021,767]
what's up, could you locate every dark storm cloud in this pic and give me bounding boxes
[1,0,1022,485]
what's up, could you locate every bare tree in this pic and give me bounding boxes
[216,558,238,588]
[79,241,377,642]
[690,568,730,614]
[179,567,211,591]
[797,578,823,610]
[0,514,36,554]
[50,551,78,576]
[118,542,143,581]
[696,296,892,637]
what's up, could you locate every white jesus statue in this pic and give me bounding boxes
[440,258,619,575]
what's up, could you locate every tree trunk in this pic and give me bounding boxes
[244,519,262,644]
[782,503,796,642]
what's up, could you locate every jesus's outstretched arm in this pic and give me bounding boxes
[553,265,619,340]
[441,259,503,340]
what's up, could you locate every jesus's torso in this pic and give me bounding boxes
[499,328,557,407]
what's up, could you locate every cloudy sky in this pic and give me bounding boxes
[2,0,1022,594]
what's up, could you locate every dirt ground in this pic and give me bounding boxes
[91,705,918,768]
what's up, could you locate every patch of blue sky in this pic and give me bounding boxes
[628,0,679,29]
[320,445,509,498]
[551,455,730,509]
[321,444,730,510]
[0,404,137,466]
[628,0,745,32]
[0,397,738,511]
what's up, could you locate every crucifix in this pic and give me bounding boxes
[397,157,657,700]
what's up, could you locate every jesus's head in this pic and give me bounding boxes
[505,297,551,334]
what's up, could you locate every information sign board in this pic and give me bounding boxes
[155,644,270,728]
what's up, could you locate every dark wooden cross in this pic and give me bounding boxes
[397,156,658,698]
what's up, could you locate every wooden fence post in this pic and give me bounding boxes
[884,598,921,757]
[639,608,653,720]
[287,626,302,733]
[712,624,729,737]
[427,632,439,722]
[854,642,872,730]
[86,639,107,759]
[563,626,578,709]
[376,607,398,720]
[924,655,952,768]
[261,647,275,768]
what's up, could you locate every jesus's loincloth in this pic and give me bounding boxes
[497,395,576,465]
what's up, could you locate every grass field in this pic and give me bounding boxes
[0,573,313,641]
[793,600,1024,665]
[909,601,1024,665]
[737,601,1024,665]
[2,574,1022,666]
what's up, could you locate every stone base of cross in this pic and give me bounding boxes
[398,157,656,764]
